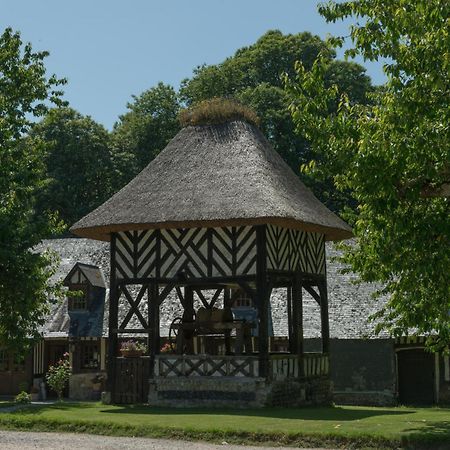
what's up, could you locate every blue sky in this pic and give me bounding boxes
[2,0,386,129]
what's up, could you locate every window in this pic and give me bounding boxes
[80,342,100,369]
[68,284,88,311]
[0,349,9,371]
[231,288,253,308]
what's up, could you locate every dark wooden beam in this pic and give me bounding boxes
[292,272,303,358]
[256,225,269,378]
[303,284,321,305]
[318,281,330,354]
[287,285,293,352]
[193,288,210,309]
[148,282,159,378]
[107,233,119,397]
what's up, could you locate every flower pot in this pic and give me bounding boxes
[120,349,143,358]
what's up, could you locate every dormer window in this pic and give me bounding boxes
[68,284,88,311]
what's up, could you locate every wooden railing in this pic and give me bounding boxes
[269,353,329,380]
[155,354,259,378]
[155,353,329,379]
[302,353,329,378]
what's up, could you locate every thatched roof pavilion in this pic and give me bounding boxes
[70,113,352,407]
[71,121,351,242]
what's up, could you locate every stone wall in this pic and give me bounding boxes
[333,390,396,406]
[304,338,398,406]
[69,372,106,400]
[267,377,331,407]
[148,375,331,408]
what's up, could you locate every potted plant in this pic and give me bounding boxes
[120,340,147,357]
[91,373,105,391]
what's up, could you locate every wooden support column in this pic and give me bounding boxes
[184,286,194,354]
[224,287,231,308]
[292,272,304,358]
[256,225,269,378]
[107,233,119,395]
[287,285,293,352]
[148,282,159,377]
[318,280,330,354]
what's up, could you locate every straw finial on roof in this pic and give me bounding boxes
[179,98,260,128]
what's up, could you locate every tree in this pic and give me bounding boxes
[110,82,180,190]
[0,28,65,352]
[180,30,373,213]
[286,1,450,349]
[34,107,113,226]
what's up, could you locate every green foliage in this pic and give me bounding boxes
[46,353,71,401]
[33,107,113,226]
[110,82,180,190]
[0,28,65,354]
[179,98,259,128]
[181,30,372,213]
[14,391,31,404]
[286,1,450,349]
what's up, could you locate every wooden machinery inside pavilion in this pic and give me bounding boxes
[71,114,352,407]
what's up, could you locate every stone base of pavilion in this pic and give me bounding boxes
[149,353,331,408]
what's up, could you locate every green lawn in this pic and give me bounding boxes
[0,402,449,449]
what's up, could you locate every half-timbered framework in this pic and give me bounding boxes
[71,119,352,407]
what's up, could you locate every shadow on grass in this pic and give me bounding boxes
[7,401,428,421]
[100,404,416,421]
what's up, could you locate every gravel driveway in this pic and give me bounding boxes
[0,430,332,449]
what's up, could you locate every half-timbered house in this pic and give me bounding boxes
[30,239,109,400]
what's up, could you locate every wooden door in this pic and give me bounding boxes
[397,349,435,405]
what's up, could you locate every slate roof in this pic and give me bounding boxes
[63,262,106,288]
[37,238,388,340]
[71,121,352,242]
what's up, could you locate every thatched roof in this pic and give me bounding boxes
[71,120,352,241]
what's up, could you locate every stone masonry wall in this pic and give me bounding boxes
[69,372,106,400]
[148,375,331,408]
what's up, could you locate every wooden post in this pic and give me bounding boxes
[184,286,194,354]
[224,287,231,308]
[256,225,269,378]
[107,233,119,397]
[318,280,330,354]
[287,284,293,353]
[292,272,304,358]
[148,282,159,377]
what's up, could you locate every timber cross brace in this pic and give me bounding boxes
[106,224,331,402]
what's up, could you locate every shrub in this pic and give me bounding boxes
[179,98,260,128]
[15,391,31,404]
[46,352,71,402]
